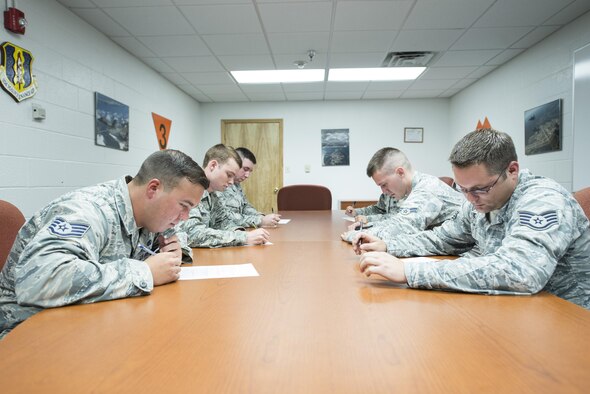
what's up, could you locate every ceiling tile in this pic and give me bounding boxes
[365,80,413,91]
[326,81,369,92]
[56,0,96,7]
[411,79,459,90]
[240,84,285,94]
[103,6,194,36]
[420,66,478,79]
[217,55,276,71]
[331,31,396,53]
[467,65,497,78]
[475,0,568,27]
[434,50,502,66]
[404,0,495,29]
[362,90,404,99]
[70,8,129,36]
[544,0,590,25]
[245,92,287,101]
[401,89,446,98]
[111,36,155,57]
[141,57,175,72]
[160,72,188,85]
[282,82,325,93]
[392,29,464,52]
[273,53,327,69]
[179,4,262,34]
[181,72,235,85]
[285,91,325,101]
[511,25,561,49]
[258,2,333,33]
[202,34,269,55]
[138,35,211,57]
[164,56,224,72]
[267,32,330,54]
[328,52,389,68]
[93,0,173,6]
[325,91,365,100]
[451,27,533,50]
[333,0,413,31]
[197,84,243,94]
[486,48,525,65]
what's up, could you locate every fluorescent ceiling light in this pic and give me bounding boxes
[328,67,426,81]
[231,69,325,84]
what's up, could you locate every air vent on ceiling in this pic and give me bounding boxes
[381,51,434,67]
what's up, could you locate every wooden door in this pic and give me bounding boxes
[221,119,283,213]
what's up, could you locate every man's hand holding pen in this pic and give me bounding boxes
[351,232,387,255]
[144,233,183,285]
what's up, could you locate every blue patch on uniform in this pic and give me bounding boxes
[47,217,90,238]
[400,207,418,215]
[518,210,558,231]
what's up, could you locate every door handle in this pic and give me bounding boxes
[274,187,279,194]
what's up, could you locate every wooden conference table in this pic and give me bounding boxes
[0,211,589,393]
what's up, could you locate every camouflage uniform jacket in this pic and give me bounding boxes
[344,172,463,242]
[371,172,463,238]
[0,177,155,339]
[388,170,590,309]
[353,193,398,223]
[218,183,262,228]
[180,190,248,248]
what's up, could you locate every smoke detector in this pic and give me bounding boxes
[381,51,434,67]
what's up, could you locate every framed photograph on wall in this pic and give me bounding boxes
[321,128,350,166]
[95,92,129,151]
[524,99,562,155]
[404,127,423,143]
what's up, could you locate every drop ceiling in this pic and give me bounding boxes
[56,0,590,103]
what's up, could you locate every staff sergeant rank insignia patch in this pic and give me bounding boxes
[400,207,418,215]
[0,41,38,102]
[518,210,558,231]
[48,218,90,238]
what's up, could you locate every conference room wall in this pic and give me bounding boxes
[449,11,590,192]
[0,0,202,218]
[199,99,451,207]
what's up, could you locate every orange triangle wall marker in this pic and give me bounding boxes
[152,113,172,150]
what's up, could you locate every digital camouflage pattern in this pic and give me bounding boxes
[0,177,156,339]
[179,190,247,248]
[344,172,464,242]
[218,183,262,228]
[389,170,590,309]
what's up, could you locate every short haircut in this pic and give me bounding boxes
[366,147,412,177]
[202,143,242,169]
[134,149,209,190]
[235,147,257,165]
[449,128,518,175]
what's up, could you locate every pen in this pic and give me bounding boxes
[139,244,156,256]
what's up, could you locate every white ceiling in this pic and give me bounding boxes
[56,0,590,103]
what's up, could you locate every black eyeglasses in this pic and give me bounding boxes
[456,170,506,197]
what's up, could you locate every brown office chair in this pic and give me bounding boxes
[573,187,590,220]
[277,184,332,211]
[0,200,25,270]
[439,176,455,187]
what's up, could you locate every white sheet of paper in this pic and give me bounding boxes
[400,257,441,263]
[278,219,291,224]
[343,217,355,222]
[244,241,273,247]
[179,263,259,280]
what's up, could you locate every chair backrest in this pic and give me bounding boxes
[439,176,455,187]
[573,187,590,220]
[277,184,332,211]
[0,200,25,270]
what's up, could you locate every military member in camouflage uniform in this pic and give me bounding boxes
[355,129,590,309]
[0,150,209,338]
[179,144,270,249]
[218,147,281,228]
[341,147,463,243]
[344,193,398,224]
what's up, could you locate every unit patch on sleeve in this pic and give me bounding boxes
[518,210,558,231]
[48,218,90,238]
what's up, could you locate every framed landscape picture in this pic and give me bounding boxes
[95,92,129,151]
[524,99,562,155]
[321,128,350,166]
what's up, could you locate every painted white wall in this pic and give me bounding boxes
[199,99,451,209]
[0,0,201,217]
[449,11,590,192]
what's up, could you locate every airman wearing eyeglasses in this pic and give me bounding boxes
[353,128,590,309]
